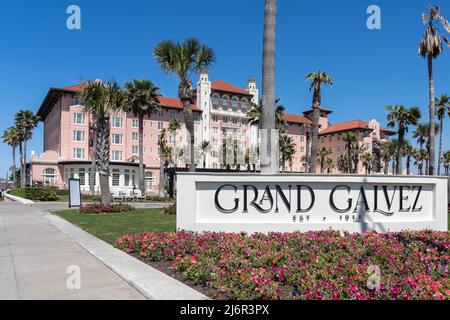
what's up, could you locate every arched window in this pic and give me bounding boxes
[221,97,230,110]
[212,95,220,110]
[241,99,249,113]
[43,168,57,185]
[231,98,238,112]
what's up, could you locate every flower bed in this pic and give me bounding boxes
[79,204,135,214]
[115,230,450,300]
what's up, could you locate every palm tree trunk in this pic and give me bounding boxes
[97,117,112,204]
[159,149,165,198]
[23,140,27,187]
[383,158,389,175]
[261,0,277,175]
[182,98,195,173]
[12,146,16,188]
[391,156,395,175]
[406,155,411,176]
[173,132,177,168]
[396,128,404,175]
[90,125,96,196]
[305,129,310,172]
[309,106,320,173]
[18,142,23,188]
[427,54,436,175]
[438,118,443,176]
[138,114,145,194]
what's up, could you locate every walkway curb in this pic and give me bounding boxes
[45,213,208,300]
[4,193,35,205]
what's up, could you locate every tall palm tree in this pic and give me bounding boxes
[380,141,394,175]
[154,38,216,172]
[2,127,20,187]
[168,119,181,168]
[386,105,421,174]
[15,110,40,187]
[414,148,429,176]
[123,79,161,194]
[305,71,333,173]
[343,132,356,172]
[79,79,124,204]
[199,140,211,169]
[158,128,168,198]
[442,150,450,175]
[361,152,374,174]
[324,157,334,174]
[413,123,429,150]
[260,0,278,174]
[435,94,450,175]
[318,147,332,173]
[419,5,450,175]
[403,140,414,176]
[279,135,295,173]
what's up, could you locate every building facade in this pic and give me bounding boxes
[30,73,394,194]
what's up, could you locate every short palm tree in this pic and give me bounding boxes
[300,154,310,173]
[403,140,415,176]
[380,141,394,174]
[435,94,450,175]
[361,152,374,174]
[246,99,286,131]
[123,79,161,194]
[305,71,333,173]
[324,157,334,174]
[318,147,332,173]
[15,110,40,188]
[413,123,429,150]
[199,140,211,169]
[386,105,421,175]
[2,127,21,187]
[154,38,216,172]
[350,143,366,174]
[419,5,450,175]
[157,128,168,198]
[79,79,124,204]
[279,135,295,173]
[442,150,450,175]
[414,148,429,176]
[337,154,351,174]
[343,133,356,172]
[168,119,182,168]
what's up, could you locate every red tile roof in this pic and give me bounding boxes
[211,80,251,96]
[319,120,372,135]
[158,97,200,112]
[284,113,311,125]
[303,107,333,115]
[380,128,397,135]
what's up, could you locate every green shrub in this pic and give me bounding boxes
[9,187,61,201]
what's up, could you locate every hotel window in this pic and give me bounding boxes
[112,134,123,145]
[124,169,131,187]
[241,101,248,113]
[321,137,325,143]
[132,146,139,154]
[300,146,305,153]
[43,168,57,185]
[73,131,85,142]
[73,148,85,159]
[73,113,85,125]
[112,169,120,186]
[232,118,238,125]
[212,115,219,123]
[222,98,229,110]
[222,116,228,123]
[169,111,176,120]
[212,96,219,110]
[213,128,218,135]
[158,110,164,119]
[213,138,218,146]
[132,119,139,128]
[145,172,155,187]
[79,168,86,186]
[112,117,123,128]
[158,122,164,130]
[232,99,238,112]
[300,136,305,143]
[337,134,341,141]
[112,150,123,161]
[72,96,81,106]
[132,132,139,141]
[329,136,333,142]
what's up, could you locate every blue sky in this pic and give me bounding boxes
[0,0,449,177]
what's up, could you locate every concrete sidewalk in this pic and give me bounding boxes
[0,203,145,300]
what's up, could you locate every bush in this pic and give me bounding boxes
[115,230,450,300]
[79,204,135,214]
[9,187,60,201]
[146,195,174,202]
[163,203,176,215]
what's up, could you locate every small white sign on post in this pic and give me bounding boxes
[68,179,82,208]
[177,174,448,234]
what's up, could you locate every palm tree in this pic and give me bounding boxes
[380,141,394,174]
[324,157,334,174]
[343,133,357,172]
[403,140,414,176]
[168,119,181,168]
[79,79,124,204]
[442,150,450,175]
[279,135,295,173]
[419,5,450,175]
[260,0,278,174]
[414,148,429,176]
[435,94,450,175]
[123,79,161,194]
[351,143,366,174]
[300,155,310,173]
[199,140,211,169]
[305,71,333,173]
[2,127,20,187]
[337,154,351,174]
[158,128,168,197]
[318,147,332,173]
[361,152,374,174]
[15,110,40,187]
[154,38,216,172]
[386,105,421,174]
[413,123,429,150]
[246,99,286,131]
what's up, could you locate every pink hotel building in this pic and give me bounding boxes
[31,72,395,194]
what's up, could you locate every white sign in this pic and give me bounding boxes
[69,179,82,208]
[177,174,448,233]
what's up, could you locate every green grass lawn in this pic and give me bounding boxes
[54,209,176,243]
